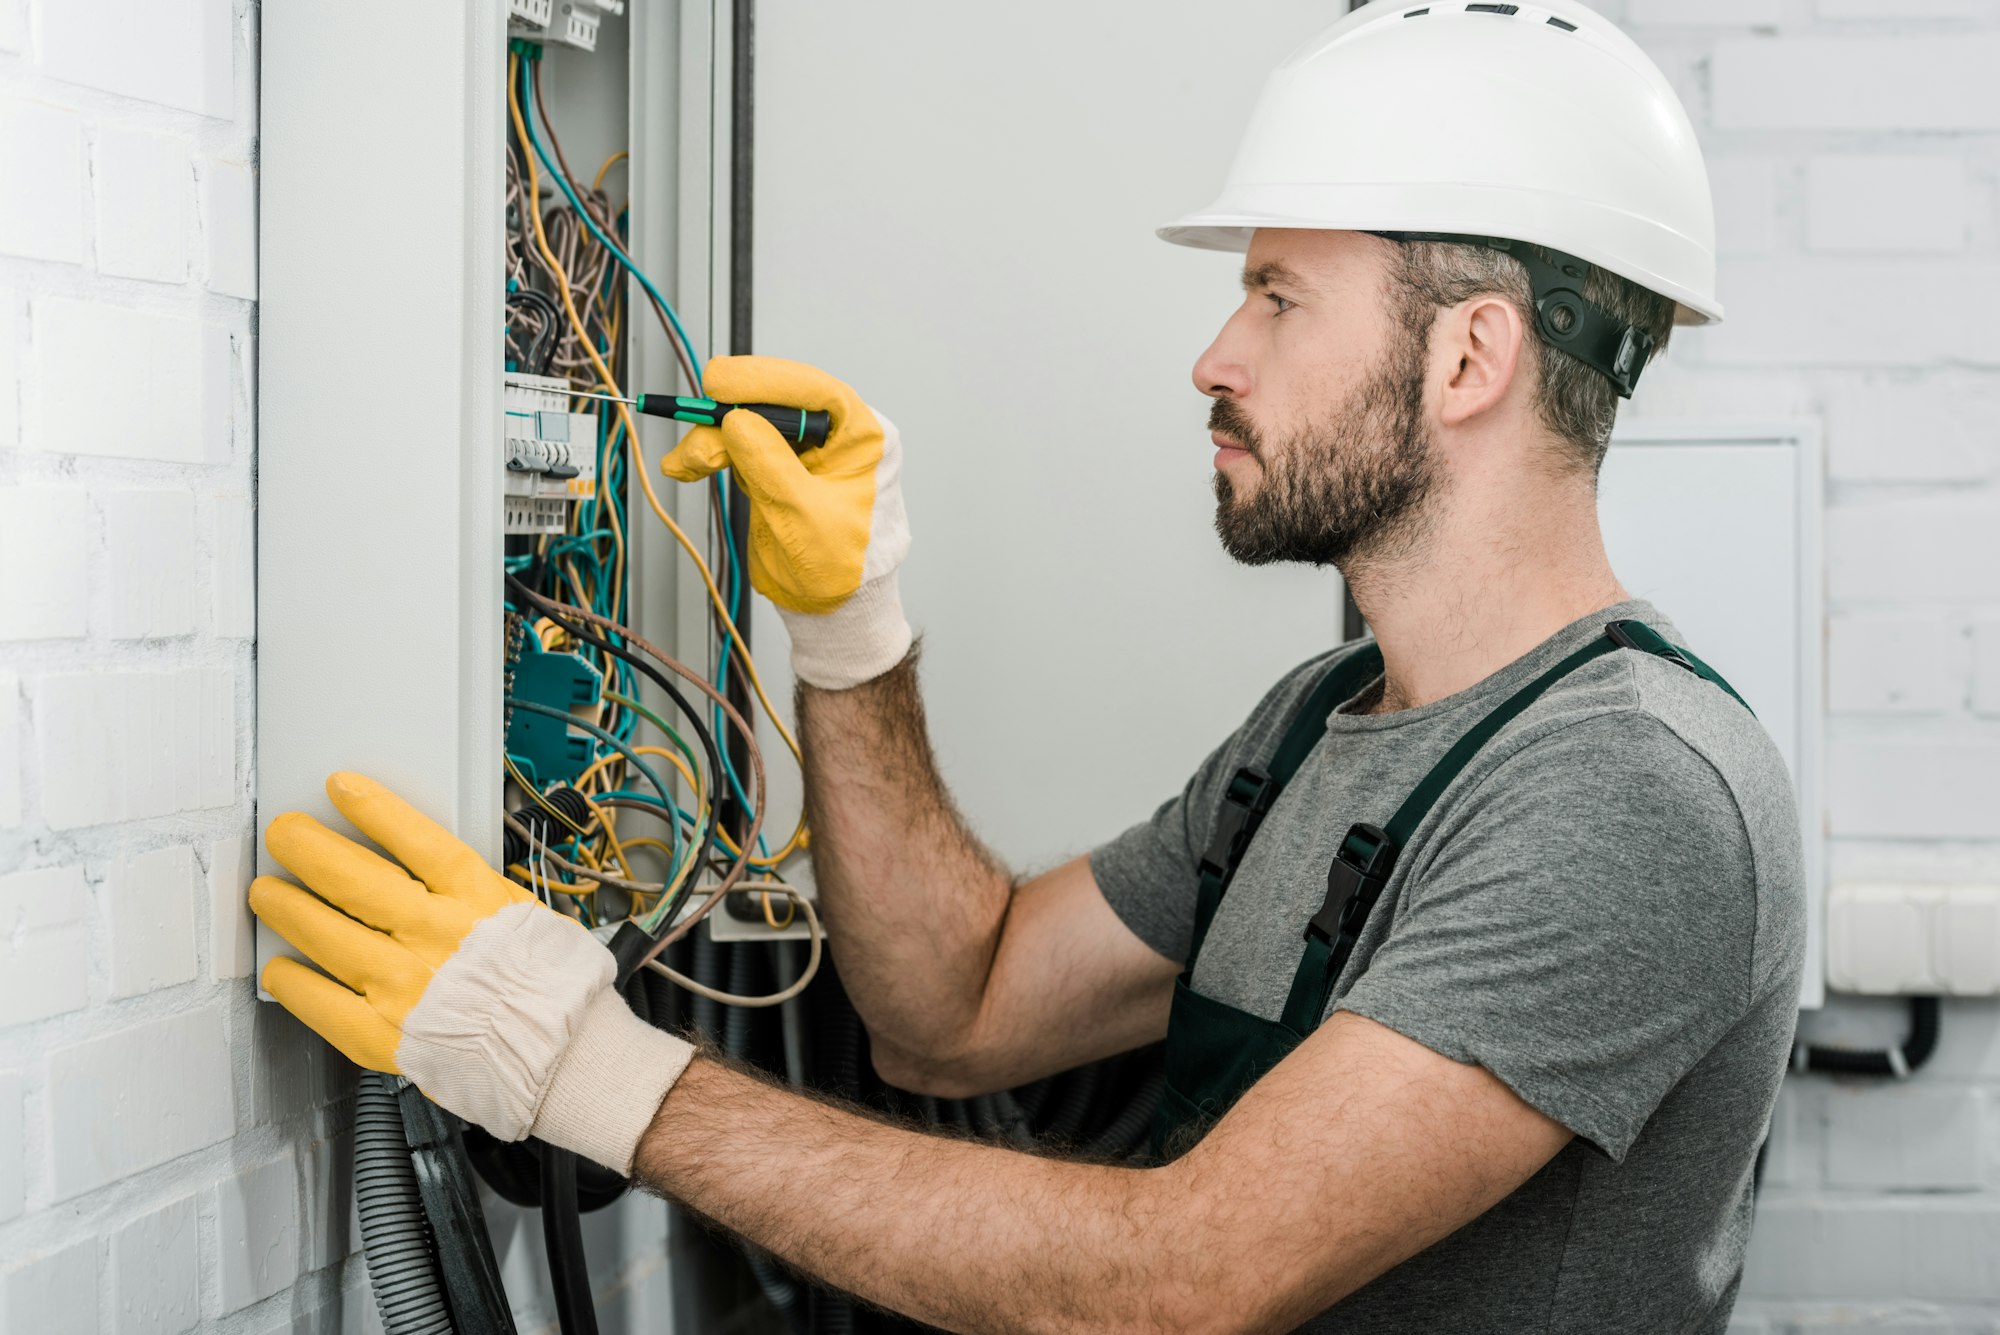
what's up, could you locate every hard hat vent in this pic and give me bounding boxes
[1465,4,1521,14]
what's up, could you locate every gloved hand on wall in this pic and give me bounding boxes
[248,772,692,1175]
[660,355,912,690]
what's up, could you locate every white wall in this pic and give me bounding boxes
[1603,0,2000,1328]
[0,1,349,1332]
[748,0,1349,874]
[0,3,685,1333]
[749,0,2000,1330]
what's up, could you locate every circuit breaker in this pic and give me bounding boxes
[508,0,623,51]
[503,372,599,535]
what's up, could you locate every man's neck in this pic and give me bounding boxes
[1344,479,1627,714]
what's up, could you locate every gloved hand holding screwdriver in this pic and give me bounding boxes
[661,355,913,691]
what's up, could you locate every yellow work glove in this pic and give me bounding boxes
[249,772,692,1174]
[661,355,913,689]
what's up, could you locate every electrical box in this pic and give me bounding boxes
[1828,882,2000,995]
[503,373,598,535]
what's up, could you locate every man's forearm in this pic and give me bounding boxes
[635,1056,1211,1335]
[798,646,1014,1060]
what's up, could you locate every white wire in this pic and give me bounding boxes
[643,883,822,1009]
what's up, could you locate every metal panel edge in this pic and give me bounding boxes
[255,0,505,991]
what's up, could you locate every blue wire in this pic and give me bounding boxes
[708,481,772,856]
[520,61,703,393]
[596,788,702,833]
[521,57,782,856]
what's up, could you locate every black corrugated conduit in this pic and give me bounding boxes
[1794,995,1942,1078]
[354,1071,454,1335]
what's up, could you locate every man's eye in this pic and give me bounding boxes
[1266,293,1295,315]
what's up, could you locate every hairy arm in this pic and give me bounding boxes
[635,1011,1571,1335]
[799,649,1178,1094]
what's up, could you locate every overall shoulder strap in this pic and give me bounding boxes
[1184,643,1384,970]
[1605,618,1754,715]
[1277,618,1749,1034]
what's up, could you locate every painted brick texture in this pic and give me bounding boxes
[1617,5,2000,1322]
[0,6,663,1332]
[0,3,377,1331]
[4,2,1998,1334]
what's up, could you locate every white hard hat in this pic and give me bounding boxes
[1162,0,1721,391]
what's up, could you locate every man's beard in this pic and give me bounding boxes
[1210,332,1437,570]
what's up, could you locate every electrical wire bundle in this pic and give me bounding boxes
[501,41,812,994]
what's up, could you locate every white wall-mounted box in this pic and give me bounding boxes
[1829,882,2000,995]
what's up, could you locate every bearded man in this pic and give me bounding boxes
[252,3,1804,1330]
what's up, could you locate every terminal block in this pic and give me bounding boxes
[503,612,604,787]
[508,0,621,51]
[506,0,553,30]
[503,372,599,535]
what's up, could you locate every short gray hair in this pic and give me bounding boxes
[1385,238,1677,475]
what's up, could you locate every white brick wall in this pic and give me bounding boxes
[0,7,667,1331]
[7,0,1997,1331]
[0,3,376,1331]
[1615,3,2000,1326]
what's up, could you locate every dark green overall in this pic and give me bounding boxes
[1150,620,1749,1158]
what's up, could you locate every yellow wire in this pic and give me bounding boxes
[594,150,629,192]
[571,753,616,790]
[712,820,805,869]
[503,742,633,880]
[506,864,596,896]
[508,66,805,776]
[510,60,805,869]
[567,783,637,882]
[503,754,590,838]
[760,890,795,930]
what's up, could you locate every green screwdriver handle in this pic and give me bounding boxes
[634,394,831,450]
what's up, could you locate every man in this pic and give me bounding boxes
[252,2,1804,1331]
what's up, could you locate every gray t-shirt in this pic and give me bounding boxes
[1091,600,1805,1335]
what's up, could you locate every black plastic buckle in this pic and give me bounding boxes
[1605,618,1695,673]
[1306,823,1398,944]
[1197,766,1278,881]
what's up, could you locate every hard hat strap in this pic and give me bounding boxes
[1373,231,1656,399]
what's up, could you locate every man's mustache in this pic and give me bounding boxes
[1207,399,1261,455]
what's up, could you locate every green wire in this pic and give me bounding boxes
[602,689,703,796]
[503,697,677,836]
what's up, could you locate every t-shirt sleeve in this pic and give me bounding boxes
[1087,742,1232,967]
[1334,710,1760,1162]
[1089,652,1344,968]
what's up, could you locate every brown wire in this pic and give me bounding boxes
[508,587,771,963]
[531,58,700,394]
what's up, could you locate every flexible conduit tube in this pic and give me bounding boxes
[1796,996,1942,1078]
[354,1071,454,1334]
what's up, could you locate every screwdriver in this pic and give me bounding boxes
[567,389,831,450]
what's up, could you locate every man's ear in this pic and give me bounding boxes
[1437,295,1529,429]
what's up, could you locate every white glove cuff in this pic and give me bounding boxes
[532,987,695,1174]
[777,569,914,690]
